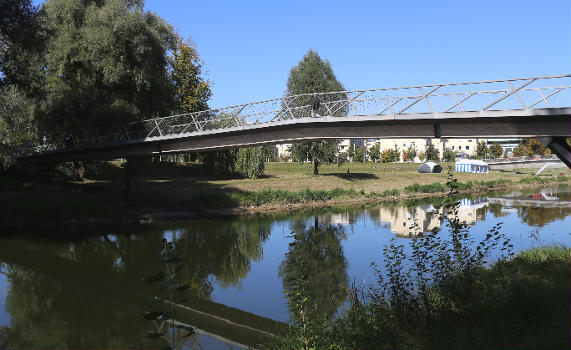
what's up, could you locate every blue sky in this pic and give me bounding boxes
[35,0,571,109]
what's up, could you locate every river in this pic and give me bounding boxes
[1,185,570,349]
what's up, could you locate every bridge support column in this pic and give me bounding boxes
[539,137,571,169]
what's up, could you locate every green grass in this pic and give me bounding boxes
[519,175,570,184]
[230,188,360,206]
[404,182,447,193]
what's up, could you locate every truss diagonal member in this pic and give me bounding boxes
[528,87,564,108]
[419,86,435,113]
[483,78,536,111]
[230,105,247,120]
[330,91,364,116]
[380,97,403,114]
[445,93,475,112]
[508,80,528,109]
[270,96,295,121]
[147,119,164,138]
[398,85,440,114]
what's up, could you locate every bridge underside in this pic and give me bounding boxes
[20,108,571,163]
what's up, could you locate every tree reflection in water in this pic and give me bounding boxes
[279,216,348,319]
[0,218,272,348]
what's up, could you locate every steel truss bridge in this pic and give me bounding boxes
[17,74,571,166]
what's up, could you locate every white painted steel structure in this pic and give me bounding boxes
[17,75,571,159]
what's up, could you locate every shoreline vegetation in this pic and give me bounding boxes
[1,161,570,234]
[268,244,571,349]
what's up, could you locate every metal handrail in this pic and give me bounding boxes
[17,75,571,156]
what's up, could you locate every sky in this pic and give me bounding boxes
[34,0,571,109]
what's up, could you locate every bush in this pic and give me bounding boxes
[236,146,265,179]
[404,182,446,193]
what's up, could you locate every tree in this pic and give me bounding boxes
[367,143,381,162]
[512,141,529,157]
[347,143,355,162]
[425,143,440,161]
[527,138,545,156]
[418,150,426,162]
[291,140,339,174]
[354,146,363,163]
[170,35,211,114]
[0,86,37,169]
[490,142,503,159]
[0,0,45,98]
[442,148,455,162]
[286,50,345,174]
[39,0,178,140]
[476,141,489,159]
[236,146,265,179]
[402,146,417,162]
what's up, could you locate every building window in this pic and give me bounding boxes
[403,222,406,227]
[468,139,472,142]
[451,146,454,150]
[466,146,470,150]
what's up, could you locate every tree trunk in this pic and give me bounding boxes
[313,160,319,175]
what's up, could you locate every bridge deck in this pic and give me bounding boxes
[19,107,571,162]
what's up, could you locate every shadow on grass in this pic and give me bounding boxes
[321,172,379,181]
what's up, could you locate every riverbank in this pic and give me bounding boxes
[1,161,569,234]
[268,245,571,349]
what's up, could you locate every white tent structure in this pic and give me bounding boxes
[454,159,489,174]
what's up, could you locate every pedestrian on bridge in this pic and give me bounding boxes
[311,94,320,117]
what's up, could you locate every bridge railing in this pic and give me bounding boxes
[484,154,559,163]
[18,75,571,155]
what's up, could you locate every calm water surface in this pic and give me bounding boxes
[0,185,569,348]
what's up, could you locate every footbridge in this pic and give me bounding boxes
[17,75,571,166]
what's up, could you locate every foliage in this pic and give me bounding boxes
[366,188,400,198]
[353,146,363,163]
[402,146,417,162]
[262,145,275,162]
[0,0,46,98]
[291,140,339,175]
[476,140,489,158]
[513,138,546,157]
[286,50,346,174]
[0,86,37,170]
[269,169,571,349]
[39,0,177,140]
[490,142,503,159]
[236,146,265,179]
[404,182,447,193]
[380,146,400,163]
[200,149,237,176]
[418,150,426,162]
[424,143,440,161]
[232,188,359,206]
[170,35,211,114]
[347,143,356,162]
[367,143,381,162]
[519,175,569,184]
[442,148,455,162]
